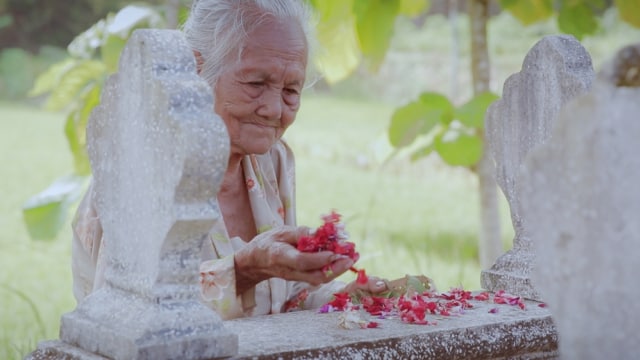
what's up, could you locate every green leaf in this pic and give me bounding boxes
[28,58,75,97]
[409,141,435,161]
[101,34,126,73]
[45,60,106,111]
[418,92,455,123]
[388,92,453,148]
[399,0,430,17]
[353,0,400,71]
[499,0,553,25]
[558,2,599,40]
[311,0,361,83]
[405,275,428,293]
[22,175,88,240]
[434,130,483,167]
[615,0,640,28]
[65,84,100,175]
[455,92,499,129]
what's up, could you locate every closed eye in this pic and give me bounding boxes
[247,81,264,87]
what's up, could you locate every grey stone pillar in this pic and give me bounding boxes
[523,43,640,359]
[480,35,594,300]
[47,29,236,359]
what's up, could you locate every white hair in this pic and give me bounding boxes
[182,0,316,89]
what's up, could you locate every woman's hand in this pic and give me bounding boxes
[234,226,354,294]
[343,275,388,296]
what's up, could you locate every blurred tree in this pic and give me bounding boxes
[0,0,122,51]
[23,4,164,240]
[307,0,640,269]
[20,0,189,240]
[0,0,178,52]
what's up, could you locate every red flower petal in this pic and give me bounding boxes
[356,268,368,285]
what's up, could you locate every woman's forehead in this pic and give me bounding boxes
[240,18,307,61]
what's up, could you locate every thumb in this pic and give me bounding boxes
[278,226,311,245]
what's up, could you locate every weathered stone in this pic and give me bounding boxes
[481,35,594,300]
[522,43,640,359]
[224,299,557,359]
[31,29,237,360]
[27,300,559,360]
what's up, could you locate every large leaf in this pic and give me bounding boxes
[22,175,88,240]
[107,4,164,38]
[499,0,553,25]
[310,0,361,84]
[353,0,400,71]
[434,130,483,167]
[28,59,76,97]
[399,0,430,17]
[558,2,599,40]
[410,141,435,162]
[614,0,640,28]
[418,92,455,124]
[45,60,106,111]
[65,84,100,175]
[455,92,499,129]
[388,92,453,148]
[101,34,127,73]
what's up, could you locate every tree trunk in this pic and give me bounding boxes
[468,0,502,270]
[449,0,459,100]
[165,0,181,29]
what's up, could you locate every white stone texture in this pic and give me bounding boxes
[28,296,559,360]
[523,43,640,359]
[481,35,594,300]
[58,29,237,359]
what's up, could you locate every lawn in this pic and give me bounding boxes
[0,93,510,359]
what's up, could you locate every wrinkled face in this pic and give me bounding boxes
[214,18,307,156]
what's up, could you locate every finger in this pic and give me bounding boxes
[275,226,311,245]
[368,277,388,294]
[325,257,354,276]
[344,276,388,294]
[276,268,330,286]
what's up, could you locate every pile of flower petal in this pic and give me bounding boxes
[297,211,368,284]
[320,280,533,329]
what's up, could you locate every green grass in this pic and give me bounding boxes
[0,94,510,359]
[0,103,76,360]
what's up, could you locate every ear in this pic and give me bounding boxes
[193,50,204,74]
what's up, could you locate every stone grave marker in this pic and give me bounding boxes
[523,43,640,359]
[480,35,594,300]
[48,29,236,359]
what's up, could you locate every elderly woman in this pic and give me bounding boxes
[71,0,387,320]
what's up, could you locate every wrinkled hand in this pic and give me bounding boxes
[343,275,388,296]
[234,226,354,294]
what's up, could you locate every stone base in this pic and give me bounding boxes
[481,247,541,300]
[225,296,557,360]
[28,293,557,360]
[59,287,237,360]
[26,340,107,360]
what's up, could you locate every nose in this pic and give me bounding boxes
[256,88,283,121]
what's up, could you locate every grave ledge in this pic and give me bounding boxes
[27,296,558,360]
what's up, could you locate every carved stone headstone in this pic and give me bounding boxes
[55,29,236,359]
[523,43,640,359]
[480,35,594,300]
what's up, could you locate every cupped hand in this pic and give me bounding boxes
[234,226,354,293]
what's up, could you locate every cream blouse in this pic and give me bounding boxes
[71,139,344,320]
